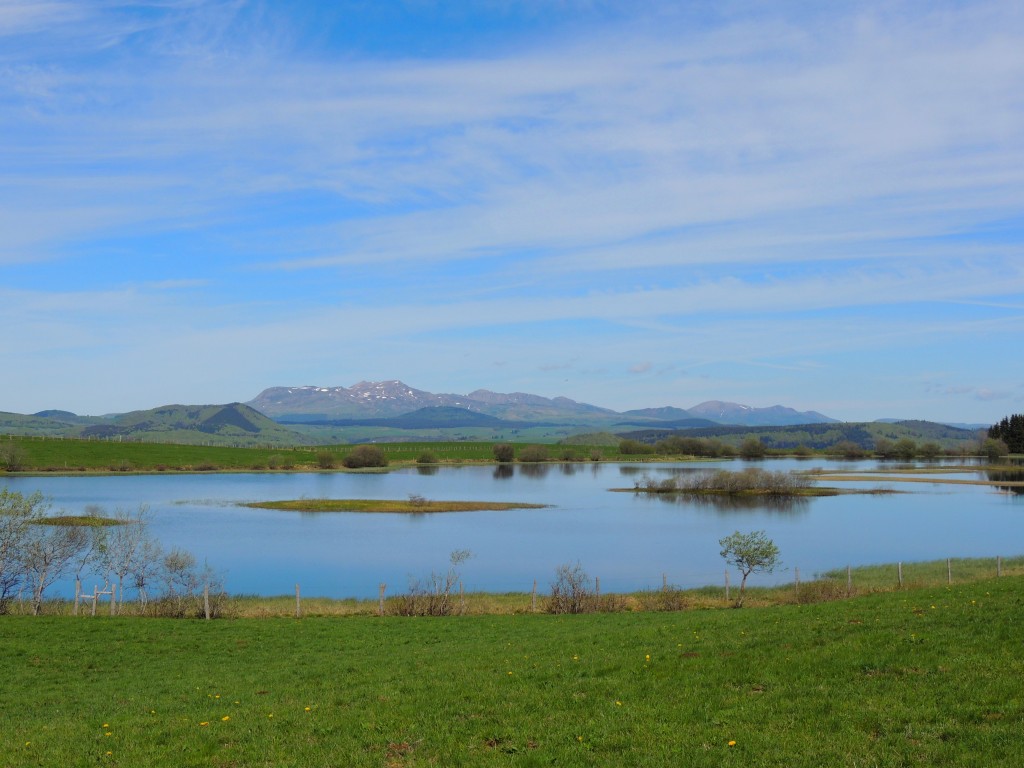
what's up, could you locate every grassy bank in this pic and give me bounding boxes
[3,575,1023,767]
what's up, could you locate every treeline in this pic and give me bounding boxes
[619,434,993,460]
[988,414,1024,454]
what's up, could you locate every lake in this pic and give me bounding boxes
[3,459,1021,599]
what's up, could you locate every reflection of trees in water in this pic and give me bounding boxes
[559,463,579,476]
[644,492,811,516]
[986,469,1024,495]
[492,465,514,480]
[416,466,439,476]
[618,465,649,476]
[519,463,551,479]
[618,465,712,479]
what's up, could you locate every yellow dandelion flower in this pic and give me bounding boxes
[728,740,736,747]
[106,751,112,756]
[615,701,622,706]
[268,713,274,719]
[645,654,650,662]
[105,732,113,737]
[577,736,583,742]
[102,723,109,728]
[199,722,209,727]
[304,706,311,712]
[221,716,230,722]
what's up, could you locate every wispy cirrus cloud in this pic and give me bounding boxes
[2,1,1023,418]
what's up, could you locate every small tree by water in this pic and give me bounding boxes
[719,530,781,607]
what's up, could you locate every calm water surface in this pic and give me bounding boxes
[3,459,1021,598]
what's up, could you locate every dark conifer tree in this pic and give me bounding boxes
[988,414,1024,454]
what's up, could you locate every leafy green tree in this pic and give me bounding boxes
[982,438,1009,462]
[834,440,867,459]
[719,530,781,607]
[874,438,896,459]
[739,437,766,460]
[618,439,654,455]
[894,438,918,461]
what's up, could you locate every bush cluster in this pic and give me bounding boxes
[635,467,814,495]
[342,445,388,468]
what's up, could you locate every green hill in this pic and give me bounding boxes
[2,404,310,447]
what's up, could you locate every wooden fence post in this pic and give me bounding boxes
[897,562,903,588]
[378,583,386,616]
[74,579,81,616]
[947,558,952,585]
[847,565,852,596]
[531,579,537,612]
[997,556,1002,577]
[295,583,301,619]
[92,586,99,617]
[725,570,730,601]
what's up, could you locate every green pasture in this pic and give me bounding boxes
[3,575,1024,767]
[0,436,625,473]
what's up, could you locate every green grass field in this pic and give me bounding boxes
[3,575,1023,767]
[0,436,622,473]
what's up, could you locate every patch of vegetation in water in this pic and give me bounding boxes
[33,515,127,527]
[243,498,549,513]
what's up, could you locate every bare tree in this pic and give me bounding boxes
[0,490,46,613]
[100,505,151,614]
[130,538,164,613]
[23,523,90,615]
[549,561,596,614]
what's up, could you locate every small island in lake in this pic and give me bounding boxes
[243,498,549,513]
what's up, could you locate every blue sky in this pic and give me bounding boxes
[2,0,1023,423]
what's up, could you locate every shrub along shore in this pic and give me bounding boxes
[3,556,1021,618]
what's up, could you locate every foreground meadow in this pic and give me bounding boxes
[2,576,1023,767]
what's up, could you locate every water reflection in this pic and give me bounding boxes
[3,460,1021,599]
[643,492,811,516]
[518,463,551,479]
[986,469,1024,495]
[416,466,439,476]
[493,464,514,480]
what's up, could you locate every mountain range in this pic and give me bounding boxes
[1,379,984,448]
[247,380,837,427]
